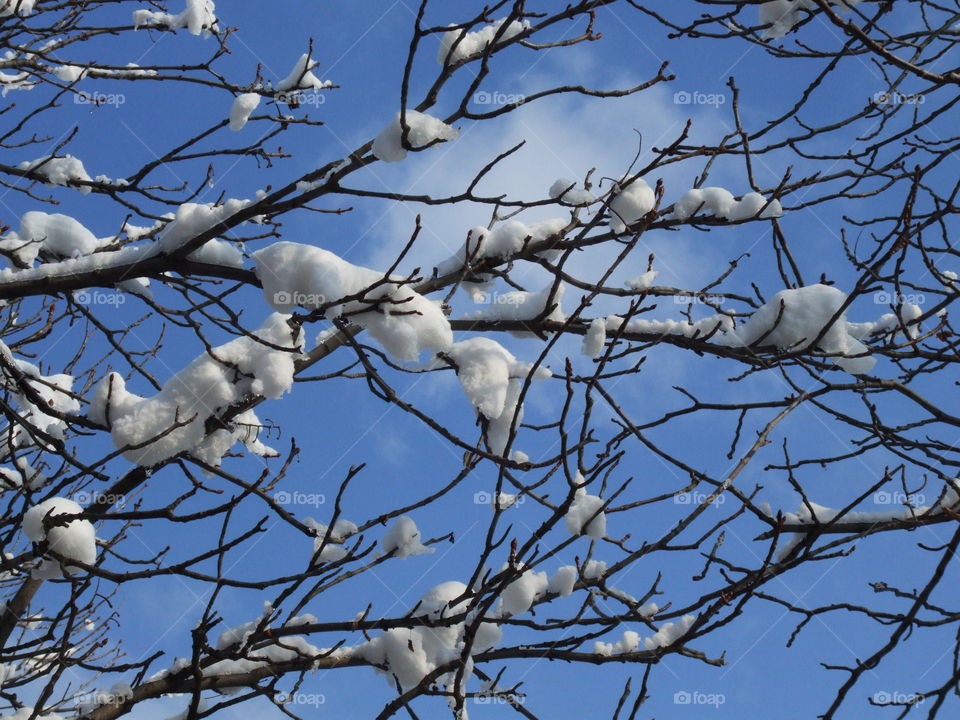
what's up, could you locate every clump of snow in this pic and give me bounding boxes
[609,179,656,233]
[372,110,459,163]
[359,580,498,690]
[229,93,261,131]
[759,0,862,39]
[493,492,518,510]
[625,270,659,291]
[549,178,595,206]
[381,516,433,558]
[469,283,565,323]
[0,0,35,17]
[547,565,577,597]
[595,630,641,656]
[18,155,93,193]
[275,53,330,93]
[672,187,782,221]
[606,313,735,341]
[729,284,874,374]
[443,337,550,454]
[582,317,607,358]
[87,313,302,466]
[643,614,695,650]
[437,17,530,65]
[133,0,218,37]
[499,564,548,616]
[583,559,607,580]
[310,518,358,563]
[253,241,452,362]
[0,344,80,448]
[53,65,85,83]
[565,487,607,538]
[438,218,567,275]
[849,302,923,342]
[0,211,99,266]
[188,239,244,268]
[24,497,96,578]
[157,199,249,254]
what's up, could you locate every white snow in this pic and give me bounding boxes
[609,179,656,233]
[23,497,96,578]
[52,65,86,83]
[595,630,640,656]
[564,487,607,538]
[310,518,357,562]
[469,283,565,323]
[643,614,695,650]
[188,239,244,268]
[442,219,568,272]
[443,337,550,454]
[0,211,99,267]
[87,313,302,466]
[228,93,261,131]
[371,110,459,163]
[275,53,329,93]
[437,17,530,65]
[729,284,874,374]
[133,0,218,36]
[0,344,80,449]
[549,178,595,206]
[547,565,577,597]
[605,313,735,341]
[158,199,249,254]
[582,317,607,358]
[499,564,548,615]
[672,187,782,221]
[253,241,452,362]
[625,270,659,291]
[381,516,433,558]
[759,0,862,39]
[18,155,93,193]
[0,0,35,16]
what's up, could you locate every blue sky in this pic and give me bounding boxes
[6,1,959,719]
